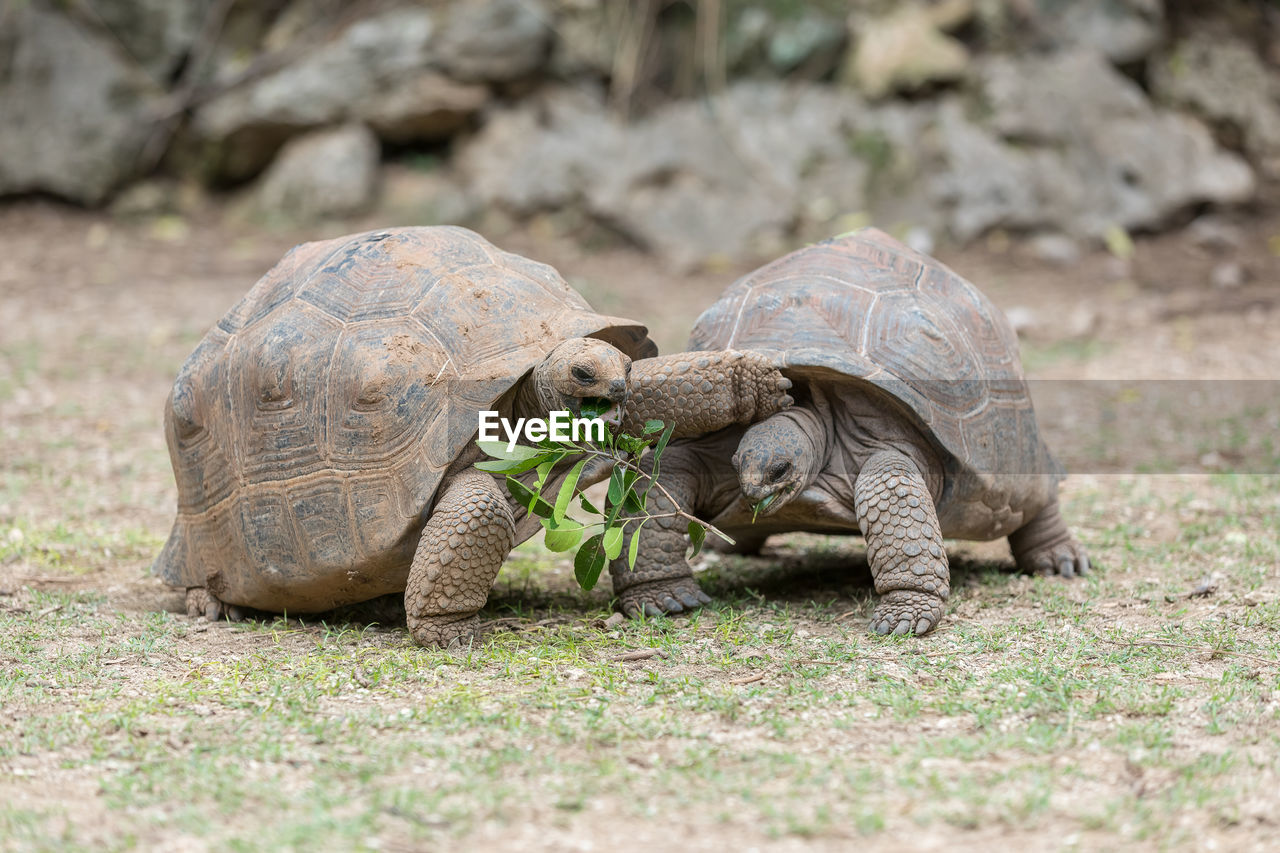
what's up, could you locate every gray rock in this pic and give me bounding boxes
[435,0,551,83]
[359,72,490,144]
[766,10,847,78]
[1028,233,1082,265]
[981,50,1148,144]
[194,8,489,180]
[377,164,481,226]
[1150,34,1280,176]
[1210,261,1246,289]
[0,6,163,204]
[959,51,1255,240]
[1025,0,1164,64]
[461,82,867,269]
[843,2,972,99]
[90,0,212,82]
[1187,215,1243,253]
[254,124,380,221]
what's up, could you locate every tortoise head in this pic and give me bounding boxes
[533,338,632,426]
[733,409,823,519]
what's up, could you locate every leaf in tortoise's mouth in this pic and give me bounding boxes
[579,397,622,427]
[751,492,779,523]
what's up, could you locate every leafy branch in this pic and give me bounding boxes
[474,416,731,591]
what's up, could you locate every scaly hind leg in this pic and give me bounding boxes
[1008,497,1089,578]
[855,451,950,636]
[184,588,247,622]
[405,470,515,648]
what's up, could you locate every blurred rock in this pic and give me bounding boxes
[110,179,183,219]
[0,5,162,204]
[904,226,935,255]
[766,10,847,79]
[1150,34,1280,176]
[377,163,480,226]
[1024,0,1164,64]
[359,72,489,144]
[1210,261,1246,289]
[194,6,498,180]
[435,0,551,83]
[963,50,1256,239]
[254,124,379,221]
[1029,233,1082,265]
[844,1,972,99]
[548,0,617,78]
[1187,215,1243,252]
[461,83,866,269]
[1004,306,1038,336]
[91,0,212,82]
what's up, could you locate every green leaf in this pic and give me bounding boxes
[623,484,645,514]
[474,454,549,475]
[477,441,543,462]
[506,476,554,518]
[609,468,641,511]
[607,466,625,507]
[687,521,707,558]
[579,399,611,420]
[645,420,677,500]
[535,458,556,489]
[627,520,645,570]
[579,493,601,515]
[751,493,778,523]
[574,534,607,590]
[602,525,624,560]
[617,435,646,456]
[553,458,588,523]
[543,523,584,552]
[643,419,665,435]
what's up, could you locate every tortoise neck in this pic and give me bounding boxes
[515,358,554,421]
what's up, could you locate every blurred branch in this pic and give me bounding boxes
[695,0,724,96]
[136,0,235,175]
[610,0,658,119]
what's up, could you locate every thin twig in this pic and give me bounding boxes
[606,452,735,545]
[1104,638,1278,668]
[611,648,667,662]
[728,672,766,685]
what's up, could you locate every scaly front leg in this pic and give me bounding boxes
[405,470,515,648]
[620,351,792,438]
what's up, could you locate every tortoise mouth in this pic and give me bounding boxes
[745,482,795,521]
[577,397,623,429]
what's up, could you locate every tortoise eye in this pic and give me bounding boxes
[571,365,595,384]
[767,460,792,482]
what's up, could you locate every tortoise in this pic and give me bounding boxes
[607,228,1088,634]
[155,226,793,647]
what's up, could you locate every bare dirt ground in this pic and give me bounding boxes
[2,199,1279,851]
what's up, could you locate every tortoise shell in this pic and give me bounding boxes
[687,228,1060,533]
[155,226,655,605]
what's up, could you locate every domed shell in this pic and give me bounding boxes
[687,228,1060,524]
[156,226,655,605]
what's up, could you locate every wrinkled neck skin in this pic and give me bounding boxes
[514,358,557,420]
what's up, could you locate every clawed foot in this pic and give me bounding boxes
[1016,539,1090,579]
[408,613,481,650]
[731,350,793,419]
[620,578,711,618]
[185,588,247,622]
[869,590,946,636]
